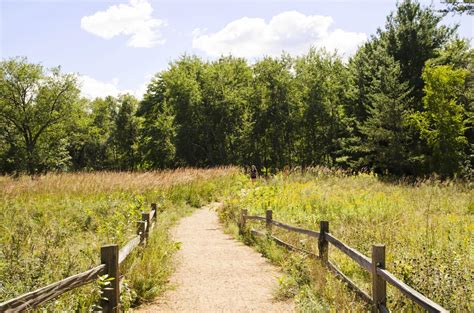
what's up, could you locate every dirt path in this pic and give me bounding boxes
[137,203,294,313]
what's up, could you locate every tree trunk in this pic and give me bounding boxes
[26,141,36,176]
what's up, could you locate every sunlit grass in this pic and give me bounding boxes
[0,168,232,197]
[220,168,473,311]
[0,167,238,310]
[2,167,471,311]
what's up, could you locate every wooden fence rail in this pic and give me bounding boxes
[0,203,159,313]
[240,209,448,313]
[326,233,372,272]
[0,265,106,311]
[118,235,141,264]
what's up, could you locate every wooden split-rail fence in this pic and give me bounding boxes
[0,203,160,313]
[239,209,448,313]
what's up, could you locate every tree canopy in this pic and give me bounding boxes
[0,57,80,174]
[0,1,472,178]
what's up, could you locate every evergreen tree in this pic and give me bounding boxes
[358,48,415,175]
[382,0,456,107]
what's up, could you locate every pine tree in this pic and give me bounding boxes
[358,47,415,175]
[382,0,455,107]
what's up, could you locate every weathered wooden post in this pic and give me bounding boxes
[151,203,157,221]
[266,209,273,236]
[239,209,248,235]
[372,244,387,312]
[137,221,146,243]
[137,212,147,244]
[100,244,120,313]
[142,212,150,242]
[318,221,329,263]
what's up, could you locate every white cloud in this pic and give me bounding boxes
[80,0,166,48]
[192,11,367,59]
[78,75,122,99]
[78,75,148,100]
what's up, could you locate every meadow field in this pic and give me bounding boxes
[1,0,473,311]
[219,169,473,312]
[1,168,472,311]
[0,168,238,310]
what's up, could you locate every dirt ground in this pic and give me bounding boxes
[136,203,294,313]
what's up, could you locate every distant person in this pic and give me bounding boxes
[250,165,258,181]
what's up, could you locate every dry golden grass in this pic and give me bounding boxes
[0,167,236,197]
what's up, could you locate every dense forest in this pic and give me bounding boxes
[1,0,472,178]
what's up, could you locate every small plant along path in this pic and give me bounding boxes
[138,203,294,313]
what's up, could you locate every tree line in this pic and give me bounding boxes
[1,1,472,178]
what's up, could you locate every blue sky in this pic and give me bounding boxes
[1,0,472,99]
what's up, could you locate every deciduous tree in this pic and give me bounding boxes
[0,57,80,174]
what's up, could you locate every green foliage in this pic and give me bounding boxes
[163,56,207,166]
[357,46,416,175]
[0,57,80,175]
[138,55,253,167]
[410,65,469,177]
[112,94,140,169]
[69,96,119,170]
[293,49,350,167]
[1,1,472,178]
[251,55,296,168]
[219,171,473,311]
[382,0,456,106]
[0,169,237,309]
[138,78,176,169]
[344,0,469,176]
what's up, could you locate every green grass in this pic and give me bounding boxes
[0,168,238,310]
[2,168,472,311]
[218,169,473,312]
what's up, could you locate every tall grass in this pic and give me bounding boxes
[0,167,238,310]
[0,168,232,196]
[2,168,471,311]
[219,169,473,311]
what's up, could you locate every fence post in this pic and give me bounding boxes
[266,209,273,236]
[239,209,247,235]
[137,218,146,244]
[142,212,150,242]
[372,244,387,312]
[318,221,329,263]
[100,244,119,313]
[151,203,157,221]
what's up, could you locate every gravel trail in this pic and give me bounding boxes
[137,203,294,313]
